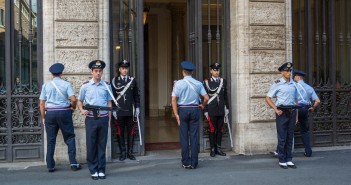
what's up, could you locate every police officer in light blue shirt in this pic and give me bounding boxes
[293,69,320,157]
[77,60,112,180]
[265,62,299,169]
[39,63,81,172]
[171,61,209,169]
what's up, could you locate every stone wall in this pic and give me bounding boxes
[43,0,110,164]
[230,0,292,154]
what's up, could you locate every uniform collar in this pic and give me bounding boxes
[211,76,219,81]
[279,77,293,84]
[184,76,193,80]
[297,80,305,84]
[89,78,103,85]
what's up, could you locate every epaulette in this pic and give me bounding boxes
[274,80,280,83]
[83,81,89,84]
[104,81,110,85]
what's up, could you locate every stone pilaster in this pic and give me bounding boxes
[230,0,292,154]
[43,0,110,164]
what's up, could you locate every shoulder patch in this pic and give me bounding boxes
[83,81,89,84]
[274,80,280,83]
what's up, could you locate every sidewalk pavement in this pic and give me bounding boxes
[1,146,351,185]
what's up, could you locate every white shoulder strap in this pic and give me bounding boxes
[183,78,201,103]
[292,81,306,103]
[51,81,69,102]
[207,78,223,104]
[115,77,134,102]
[102,80,120,107]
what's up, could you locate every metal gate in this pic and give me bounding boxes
[292,0,351,147]
[187,0,231,152]
[0,0,43,162]
[110,0,144,157]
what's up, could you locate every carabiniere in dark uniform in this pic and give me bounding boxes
[203,63,229,157]
[111,60,140,161]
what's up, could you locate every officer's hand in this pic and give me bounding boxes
[308,107,315,112]
[42,119,45,125]
[225,108,229,116]
[175,114,180,126]
[275,109,283,116]
[80,109,89,116]
[204,112,209,119]
[113,111,118,120]
[135,108,140,117]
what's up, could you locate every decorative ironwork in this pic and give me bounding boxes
[292,0,351,147]
[0,0,43,162]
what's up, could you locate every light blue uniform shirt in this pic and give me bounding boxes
[171,76,207,105]
[78,79,113,114]
[295,80,319,105]
[39,77,74,108]
[267,77,298,106]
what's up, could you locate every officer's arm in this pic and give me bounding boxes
[199,94,209,110]
[69,95,77,110]
[171,96,178,116]
[310,98,320,112]
[39,100,46,124]
[77,100,88,115]
[171,96,180,125]
[265,96,281,115]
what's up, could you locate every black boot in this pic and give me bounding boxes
[127,134,136,160]
[209,132,216,157]
[119,151,126,161]
[216,132,226,156]
[117,135,126,161]
[127,150,136,160]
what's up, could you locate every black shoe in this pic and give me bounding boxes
[304,153,312,157]
[119,152,126,161]
[48,168,55,173]
[127,152,136,160]
[98,172,106,179]
[70,164,81,171]
[279,165,288,169]
[270,151,278,157]
[286,162,297,169]
[216,149,226,156]
[210,148,216,157]
[182,164,192,169]
[91,172,99,180]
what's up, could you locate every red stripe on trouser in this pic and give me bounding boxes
[131,121,136,135]
[208,116,215,132]
[114,119,121,135]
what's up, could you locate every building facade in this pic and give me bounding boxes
[0,0,350,163]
